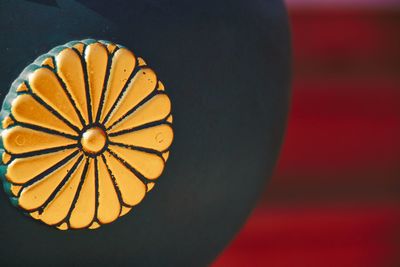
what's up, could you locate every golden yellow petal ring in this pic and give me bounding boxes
[0,39,173,230]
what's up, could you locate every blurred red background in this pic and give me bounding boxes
[213,1,400,266]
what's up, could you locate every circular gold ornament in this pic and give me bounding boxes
[0,40,173,230]
[80,127,107,155]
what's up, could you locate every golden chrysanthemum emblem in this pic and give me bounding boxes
[0,39,173,230]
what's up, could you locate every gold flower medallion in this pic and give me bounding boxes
[0,40,173,230]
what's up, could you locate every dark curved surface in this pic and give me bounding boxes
[0,0,291,266]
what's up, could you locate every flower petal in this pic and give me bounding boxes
[56,48,89,124]
[104,68,157,128]
[108,145,164,180]
[39,158,86,226]
[2,126,77,155]
[29,68,82,129]
[85,43,108,122]
[110,124,173,152]
[109,94,171,134]
[11,94,77,136]
[97,157,121,224]
[69,158,96,229]
[120,206,132,217]
[18,153,81,210]
[103,151,146,206]
[10,184,22,196]
[6,148,77,184]
[98,48,136,122]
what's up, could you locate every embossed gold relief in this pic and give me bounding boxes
[0,40,173,230]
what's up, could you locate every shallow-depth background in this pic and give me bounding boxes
[213,0,400,266]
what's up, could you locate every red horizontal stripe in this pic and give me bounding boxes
[214,205,400,267]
